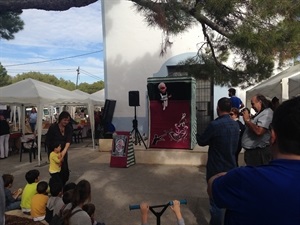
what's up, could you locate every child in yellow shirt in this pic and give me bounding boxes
[31,181,49,221]
[20,169,40,214]
[49,144,62,184]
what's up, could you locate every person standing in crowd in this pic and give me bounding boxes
[29,107,37,133]
[3,106,11,121]
[271,96,280,111]
[80,109,86,118]
[228,88,244,109]
[208,96,300,225]
[94,110,102,140]
[241,94,273,166]
[196,97,240,225]
[0,114,10,159]
[229,108,245,166]
[46,111,73,186]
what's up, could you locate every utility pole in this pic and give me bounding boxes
[76,66,80,88]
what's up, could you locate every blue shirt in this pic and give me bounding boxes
[29,112,37,123]
[196,114,240,181]
[212,159,300,225]
[230,96,243,109]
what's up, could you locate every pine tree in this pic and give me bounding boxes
[0,63,11,87]
[130,0,300,87]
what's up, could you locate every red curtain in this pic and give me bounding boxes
[149,100,191,149]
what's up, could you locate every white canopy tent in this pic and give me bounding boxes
[71,88,105,115]
[71,89,105,143]
[0,79,102,165]
[90,89,105,105]
[246,64,300,103]
[72,89,105,106]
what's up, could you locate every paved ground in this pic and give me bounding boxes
[1,139,210,225]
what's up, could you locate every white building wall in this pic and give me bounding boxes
[101,0,227,134]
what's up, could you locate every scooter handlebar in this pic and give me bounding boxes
[129,199,187,210]
[169,199,187,206]
[129,204,141,210]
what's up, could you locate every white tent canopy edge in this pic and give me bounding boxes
[246,64,300,103]
[0,78,103,165]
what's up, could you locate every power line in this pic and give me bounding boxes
[3,50,103,67]
[80,69,103,81]
[7,69,75,73]
[2,67,103,80]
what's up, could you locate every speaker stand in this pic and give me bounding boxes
[131,106,147,149]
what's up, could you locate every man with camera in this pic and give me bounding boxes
[241,94,273,166]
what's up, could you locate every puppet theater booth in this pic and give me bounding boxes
[147,77,197,150]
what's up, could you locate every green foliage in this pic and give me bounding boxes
[78,81,104,94]
[58,77,76,90]
[131,0,300,88]
[0,11,24,40]
[12,72,62,86]
[10,72,103,93]
[134,0,195,35]
[202,0,239,23]
[0,63,12,87]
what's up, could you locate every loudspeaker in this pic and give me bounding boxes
[128,91,140,106]
[102,99,116,126]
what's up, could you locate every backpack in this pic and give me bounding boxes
[45,207,54,223]
[49,208,82,225]
[45,197,61,223]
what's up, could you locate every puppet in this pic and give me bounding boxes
[158,82,171,110]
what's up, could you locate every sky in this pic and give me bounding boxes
[0,1,104,85]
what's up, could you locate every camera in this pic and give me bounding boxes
[239,107,250,116]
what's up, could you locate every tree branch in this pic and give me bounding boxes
[188,9,231,38]
[130,0,231,38]
[201,22,230,71]
[201,21,248,81]
[0,0,97,12]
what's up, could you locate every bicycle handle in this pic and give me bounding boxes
[129,199,187,210]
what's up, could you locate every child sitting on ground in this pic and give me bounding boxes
[2,174,22,211]
[62,182,76,193]
[31,181,49,221]
[20,169,40,214]
[82,203,105,225]
[62,189,74,205]
[45,181,64,223]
